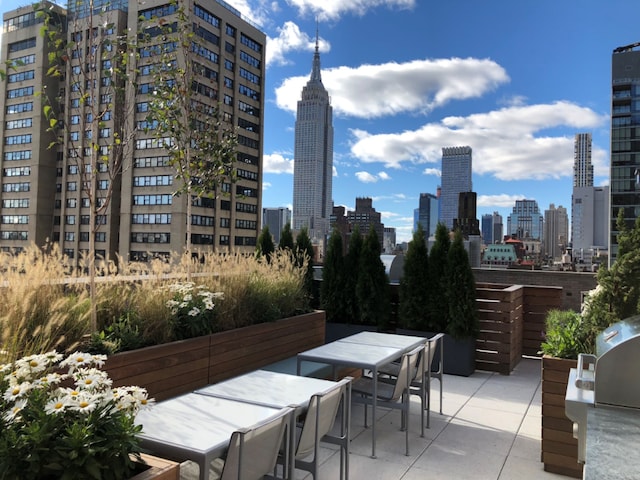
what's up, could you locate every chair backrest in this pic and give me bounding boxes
[221,406,293,480]
[296,376,351,459]
[425,333,445,374]
[417,333,444,377]
[389,345,422,401]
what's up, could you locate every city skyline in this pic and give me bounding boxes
[2,0,640,244]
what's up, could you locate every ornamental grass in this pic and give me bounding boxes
[0,245,309,363]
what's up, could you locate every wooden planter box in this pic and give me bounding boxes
[131,453,180,480]
[105,310,326,401]
[541,355,583,478]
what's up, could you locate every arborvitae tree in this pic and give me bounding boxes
[279,223,295,252]
[344,225,363,323]
[295,227,315,305]
[321,229,346,322]
[356,227,391,328]
[445,229,479,339]
[399,224,430,330]
[256,226,275,262]
[428,222,451,332]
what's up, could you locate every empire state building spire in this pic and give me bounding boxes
[309,21,322,84]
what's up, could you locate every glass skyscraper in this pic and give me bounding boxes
[440,146,472,230]
[610,43,640,264]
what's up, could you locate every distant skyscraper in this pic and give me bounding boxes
[572,186,609,263]
[292,34,334,244]
[610,43,640,264]
[507,200,543,241]
[262,207,291,245]
[481,212,503,245]
[572,133,594,248]
[440,146,472,230]
[574,133,594,188]
[346,197,384,250]
[543,204,569,260]
[415,193,438,238]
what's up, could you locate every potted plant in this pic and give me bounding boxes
[398,226,479,376]
[0,350,167,479]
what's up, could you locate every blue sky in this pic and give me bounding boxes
[1,0,639,243]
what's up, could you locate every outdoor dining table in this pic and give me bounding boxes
[195,369,351,479]
[135,392,283,480]
[337,331,426,351]
[297,333,426,458]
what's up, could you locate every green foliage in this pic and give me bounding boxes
[356,228,391,328]
[343,225,363,323]
[0,351,152,479]
[321,229,347,322]
[541,310,591,359]
[256,226,275,262]
[399,224,430,330]
[87,312,152,355]
[279,223,295,251]
[295,227,315,303]
[445,229,479,339]
[580,211,640,335]
[428,223,451,332]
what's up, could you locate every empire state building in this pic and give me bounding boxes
[292,34,334,244]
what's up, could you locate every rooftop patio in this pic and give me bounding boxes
[178,356,569,480]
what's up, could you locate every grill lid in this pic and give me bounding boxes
[594,315,640,408]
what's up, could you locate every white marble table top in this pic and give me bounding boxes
[195,369,339,409]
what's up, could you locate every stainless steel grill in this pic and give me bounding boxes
[565,315,640,464]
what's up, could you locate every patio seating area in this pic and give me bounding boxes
[176,356,568,480]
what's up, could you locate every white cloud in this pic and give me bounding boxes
[262,181,272,190]
[285,0,415,21]
[355,171,391,183]
[350,101,608,179]
[355,171,378,183]
[263,153,294,174]
[423,168,441,177]
[477,194,526,208]
[224,0,272,27]
[266,21,330,67]
[275,57,509,118]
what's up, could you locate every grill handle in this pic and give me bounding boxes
[575,353,596,390]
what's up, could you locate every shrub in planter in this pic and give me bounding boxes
[356,227,391,329]
[444,229,479,340]
[399,224,430,331]
[540,309,590,359]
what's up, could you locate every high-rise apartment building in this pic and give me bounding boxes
[414,192,438,238]
[292,35,333,245]
[507,199,544,241]
[574,133,594,188]
[0,0,265,261]
[610,43,640,265]
[543,204,569,261]
[0,3,65,251]
[262,207,291,245]
[440,146,472,230]
[481,212,503,245]
[572,186,609,263]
